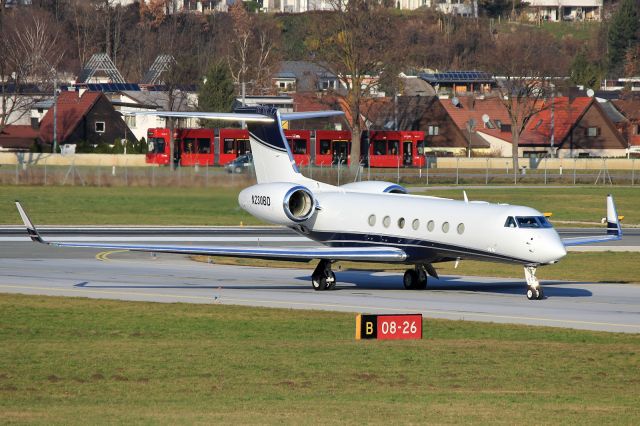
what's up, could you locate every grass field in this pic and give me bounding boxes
[198,251,640,284]
[1,185,638,226]
[0,293,638,424]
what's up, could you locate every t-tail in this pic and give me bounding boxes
[130,107,343,185]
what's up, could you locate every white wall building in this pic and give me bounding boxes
[525,0,603,22]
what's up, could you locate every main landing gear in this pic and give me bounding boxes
[403,264,429,290]
[311,259,336,291]
[524,265,544,300]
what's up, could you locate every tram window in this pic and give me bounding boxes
[292,139,307,154]
[389,140,399,155]
[148,138,165,153]
[183,138,196,153]
[398,217,405,229]
[223,138,235,154]
[197,138,210,154]
[368,214,376,226]
[383,216,391,228]
[412,219,420,230]
[504,217,517,228]
[427,220,435,232]
[373,140,386,155]
[457,223,465,234]
[319,140,331,155]
[442,222,450,233]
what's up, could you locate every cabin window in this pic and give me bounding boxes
[427,220,435,232]
[504,216,517,228]
[95,121,105,133]
[457,223,465,234]
[412,219,420,230]
[383,216,391,228]
[368,214,376,226]
[442,222,450,233]
[398,217,405,229]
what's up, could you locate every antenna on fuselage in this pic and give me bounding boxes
[463,190,469,203]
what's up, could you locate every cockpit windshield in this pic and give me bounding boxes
[505,216,553,229]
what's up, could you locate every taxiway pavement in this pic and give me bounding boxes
[0,232,638,333]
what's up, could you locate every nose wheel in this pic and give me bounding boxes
[311,259,336,290]
[524,265,544,300]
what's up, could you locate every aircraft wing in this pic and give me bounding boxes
[15,202,406,263]
[561,194,623,247]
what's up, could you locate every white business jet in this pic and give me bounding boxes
[16,106,622,300]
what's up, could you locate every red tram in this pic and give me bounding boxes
[146,127,425,168]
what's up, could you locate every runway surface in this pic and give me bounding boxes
[0,233,639,333]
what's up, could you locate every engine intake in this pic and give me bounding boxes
[284,186,315,222]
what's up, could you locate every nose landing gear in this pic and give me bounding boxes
[524,265,544,300]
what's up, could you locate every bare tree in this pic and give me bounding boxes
[307,0,405,172]
[0,10,64,132]
[486,29,567,182]
[227,2,281,97]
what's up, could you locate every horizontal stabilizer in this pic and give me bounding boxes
[125,111,274,123]
[280,111,344,121]
[562,194,622,247]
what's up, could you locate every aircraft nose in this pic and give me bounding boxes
[550,240,567,262]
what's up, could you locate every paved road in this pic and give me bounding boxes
[0,237,638,333]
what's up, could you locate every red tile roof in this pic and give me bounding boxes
[519,97,592,146]
[39,91,102,144]
[0,125,40,150]
[440,96,512,141]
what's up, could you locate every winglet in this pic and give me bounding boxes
[15,201,46,244]
[606,194,622,237]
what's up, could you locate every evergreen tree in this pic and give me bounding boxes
[607,0,640,76]
[197,62,236,128]
[570,49,604,90]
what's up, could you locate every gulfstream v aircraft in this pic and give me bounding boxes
[16,107,622,300]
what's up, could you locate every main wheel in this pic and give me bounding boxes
[312,275,326,291]
[536,287,544,300]
[403,269,418,290]
[415,276,428,290]
[326,271,336,290]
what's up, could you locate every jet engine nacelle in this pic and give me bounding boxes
[239,183,316,226]
[340,181,408,194]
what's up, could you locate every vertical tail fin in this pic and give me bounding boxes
[237,106,303,184]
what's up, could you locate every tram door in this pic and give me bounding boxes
[332,141,348,165]
[403,141,413,166]
[237,138,251,156]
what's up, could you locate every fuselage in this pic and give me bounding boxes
[291,190,567,266]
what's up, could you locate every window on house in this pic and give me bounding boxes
[485,120,495,129]
[95,121,105,133]
[586,127,600,137]
[533,119,543,130]
[428,125,439,136]
[635,124,640,135]
[125,115,136,128]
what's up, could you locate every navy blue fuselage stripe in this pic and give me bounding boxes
[297,229,533,264]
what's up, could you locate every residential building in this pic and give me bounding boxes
[0,125,41,151]
[419,71,496,97]
[611,96,640,153]
[524,0,603,22]
[38,90,137,148]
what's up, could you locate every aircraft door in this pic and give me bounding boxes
[403,142,413,166]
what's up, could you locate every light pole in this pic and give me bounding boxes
[51,68,58,153]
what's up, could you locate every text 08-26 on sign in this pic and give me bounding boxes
[356,314,422,340]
